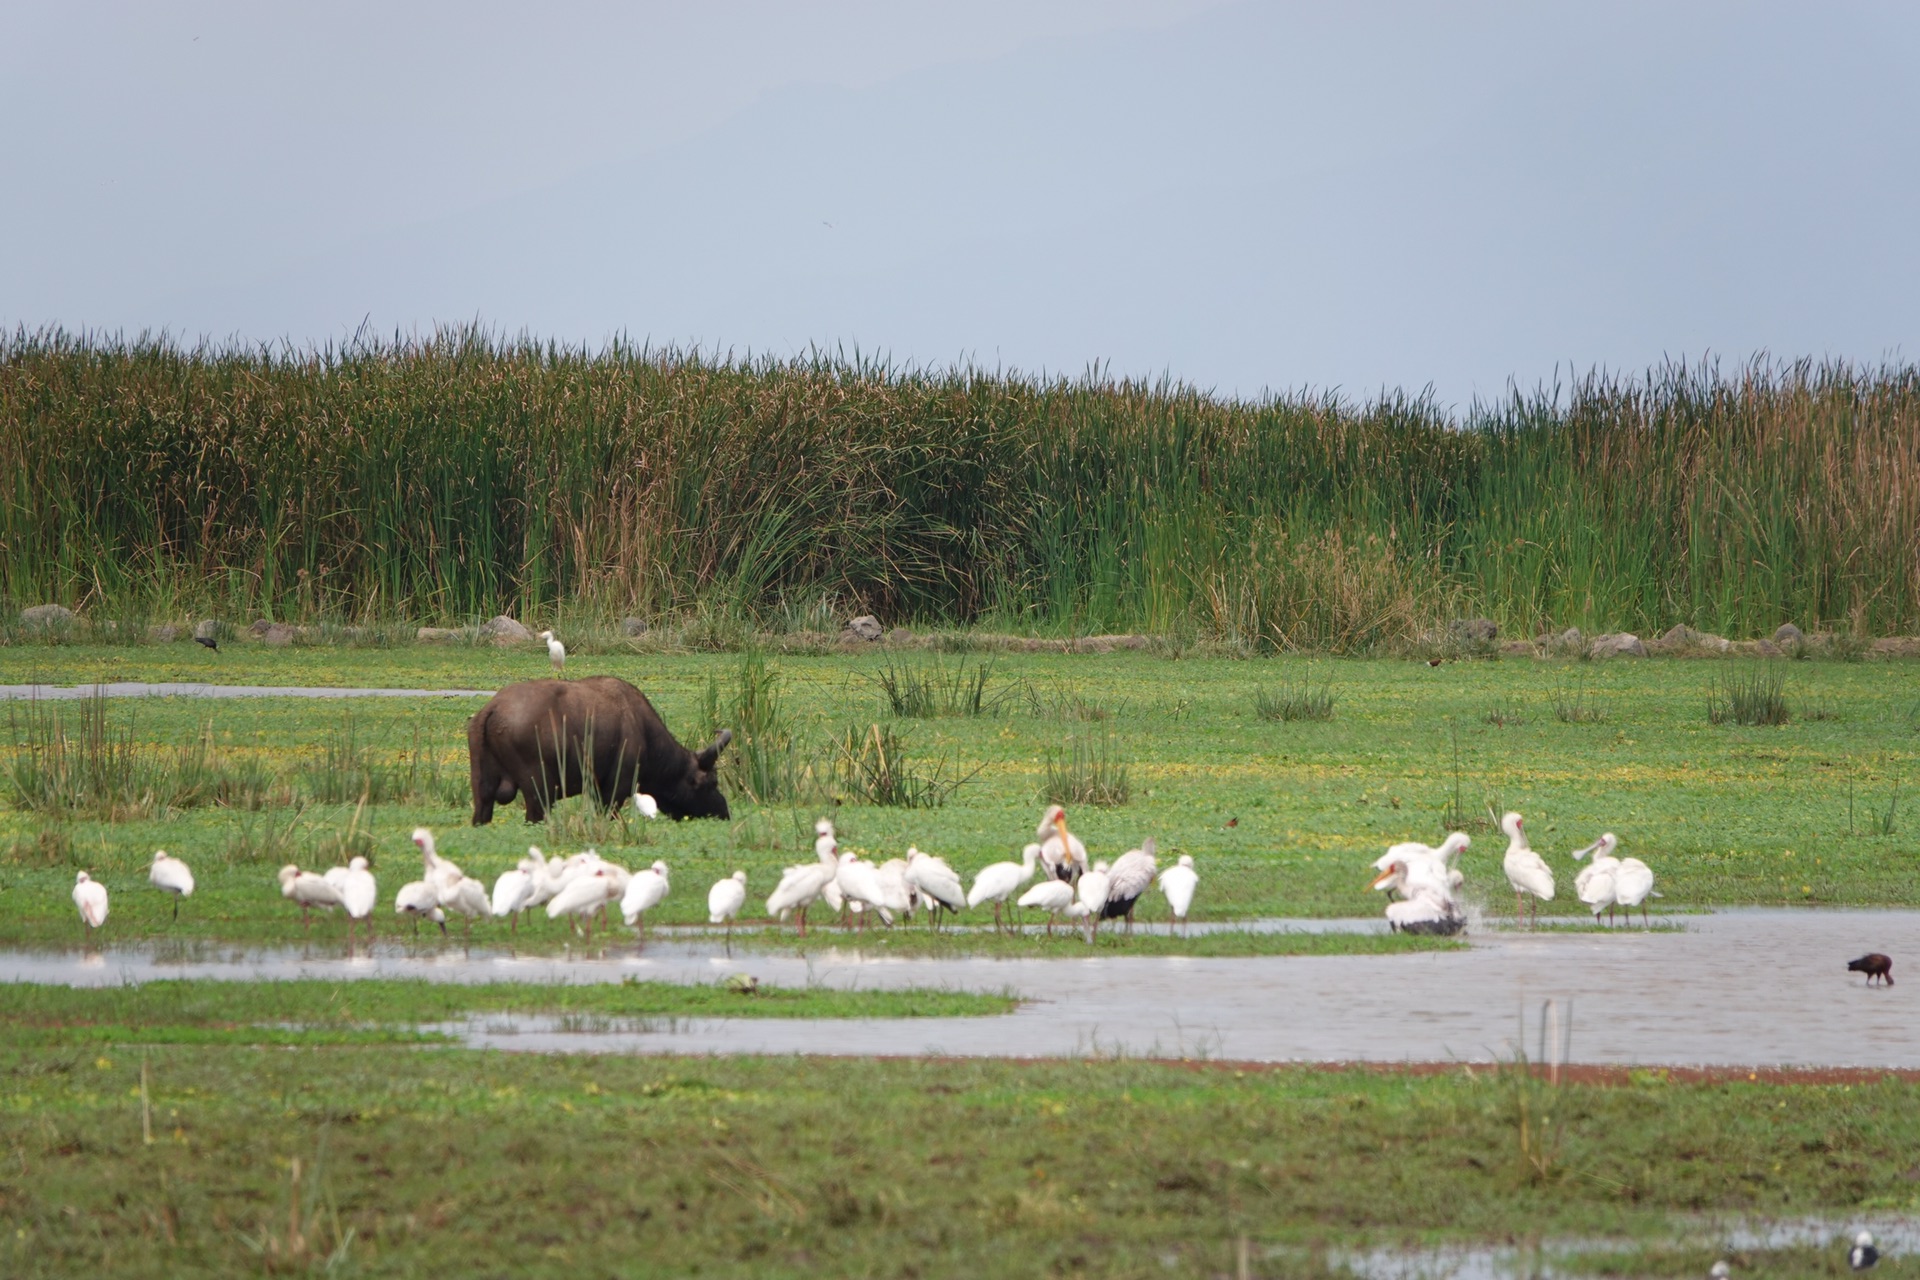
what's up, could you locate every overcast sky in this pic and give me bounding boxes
[5,1,1917,406]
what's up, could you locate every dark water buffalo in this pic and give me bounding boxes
[467,676,731,824]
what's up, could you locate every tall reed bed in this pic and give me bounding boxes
[4,329,1918,649]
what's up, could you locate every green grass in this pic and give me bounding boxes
[0,978,1014,1047]
[1,647,1919,952]
[1,1046,1916,1278]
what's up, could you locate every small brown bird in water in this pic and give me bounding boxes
[1847,953,1894,986]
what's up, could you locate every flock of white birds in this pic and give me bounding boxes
[1369,810,1660,934]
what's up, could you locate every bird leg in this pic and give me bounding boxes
[797,906,808,939]
[1514,890,1523,928]
[171,898,180,923]
[992,902,1003,934]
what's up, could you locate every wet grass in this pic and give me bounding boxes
[1,1048,1916,1277]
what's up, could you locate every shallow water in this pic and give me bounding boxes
[0,681,491,700]
[6,908,1913,1067]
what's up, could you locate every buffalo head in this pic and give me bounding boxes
[655,729,733,820]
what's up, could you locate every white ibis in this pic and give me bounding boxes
[1850,1230,1878,1271]
[1499,812,1555,928]
[836,852,894,928]
[547,867,615,940]
[1572,832,1622,926]
[633,792,660,820]
[708,871,747,941]
[72,871,109,938]
[1159,854,1198,929]
[148,851,194,921]
[278,864,344,929]
[1037,805,1088,882]
[1016,878,1076,935]
[1077,860,1112,941]
[621,860,671,936]
[394,880,447,935]
[538,629,566,673]
[904,847,966,928]
[766,821,840,936]
[1611,854,1659,926]
[1101,838,1158,933]
[966,843,1040,932]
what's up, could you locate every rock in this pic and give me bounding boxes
[885,627,915,644]
[1117,635,1152,651]
[247,618,272,637]
[1448,617,1499,644]
[841,615,883,643]
[1536,626,1586,653]
[260,623,298,647]
[619,616,649,637]
[1589,632,1647,659]
[148,623,184,643]
[1737,639,1784,657]
[478,615,533,645]
[1654,624,1730,653]
[1871,637,1920,657]
[1774,622,1805,645]
[19,604,75,629]
[192,619,219,643]
[1499,639,1537,657]
[416,627,463,643]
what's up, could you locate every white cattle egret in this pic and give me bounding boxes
[278,864,345,929]
[1016,878,1076,935]
[538,629,566,672]
[622,861,671,936]
[1572,833,1622,926]
[633,793,660,820]
[708,870,748,940]
[1077,860,1113,941]
[1101,838,1158,933]
[394,879,448,935]
[72,871,109,937]
[1500,812,1555,928]
[1036,805,1088,882]
[966,843,1040,932]
[1611,855,1659,926]
[547,867,616,940]
[836,852,894,929]
[766,821,841,936]
[904,846,966,928]
[148,851,195,921]
[1159,854,1198,929]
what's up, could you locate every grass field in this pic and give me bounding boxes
[1,645,1916,951]
[1,1043,1914,1278]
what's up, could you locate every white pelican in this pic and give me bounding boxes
[1036,805,1088,882]
[766,821,840,936]
[1016,878,1077,935]
[491,861,535,932]
[1159,854,1198,929]
[966,843,1040,932]
[148,851,194,921]
[278,864,344,928]
[836,852,894,929]
[1499,812,1555,928]
[1077,860,1113,940]
[1101,837,1159,933]
[633,792,660,820]
[904,846,966,927]
[538,629,566,673]
[393,880,446,935]
[1571,832,1621,926]
[1611,854,1658,926]
[708,870,747,940]
[546,866,615,939]
[622,860,671,935]
[72,871,109,937]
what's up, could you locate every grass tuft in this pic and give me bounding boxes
[1707,666,1790,726]
[1042,733,1131,807]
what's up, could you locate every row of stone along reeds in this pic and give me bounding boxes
[2,327,1917,651]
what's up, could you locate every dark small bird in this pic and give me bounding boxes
[1225,817,1238,828]
[1427,658,1443,667]
[194,634,218,652]
[1847,953,1894,986]
[1850,1230,1878,1270]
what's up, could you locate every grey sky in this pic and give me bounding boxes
[5,1,1916,406]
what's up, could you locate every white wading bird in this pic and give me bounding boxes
[73,871,109,938]
[538,629,566,673]
[1036,805,1088,883]
[323,856,378,944]
[1499,812,1555,928]
[278,864,345,929]
[1385,886,1461,934]
[1016,878,1077,935]
[967,843,1040,932]
[1610,851,1659,926]
[148,851,195,921]
[633,793,660,820]
[1571,832,1622,926]
[394,879,447,935]
[1101,838,1159,933]
[904,846,966,928]
[1077,860,1113,941]
[836,851,895,929]
[874,857,914,922]
[412,827,464,896]
[766,820,840,936]
[622,861,671,936]
[547,866,616,940]
[491,857,536,933]
[708,870,748,941]
[1158,854,1198,930]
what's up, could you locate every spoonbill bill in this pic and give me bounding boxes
[278,864,345,929]
[1159,854,1198,929]
[1499,812,1555,928]
[966,843,1040,932]
[708,871,747,940]
[72,871,109,938]
[1036,805,1088,882]
[394,880,447,934]
[148,851,194,920]
[1016,878,1077,935]
[538,629,566,673]
[1571,832,1621,925]
[1102,837,1159,933]
[904,847,966,928]
[622,861,671,936]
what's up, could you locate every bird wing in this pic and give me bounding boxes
[1504,850,1555,900]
